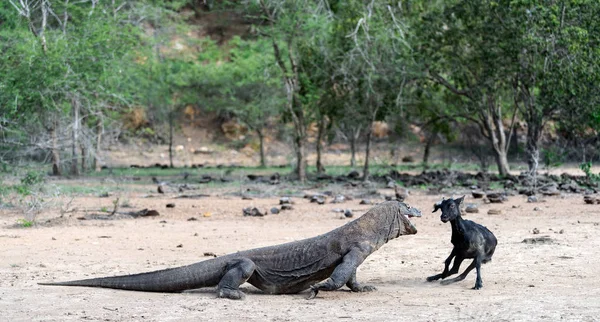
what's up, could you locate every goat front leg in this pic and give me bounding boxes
[307,246,372,299]
[440,259,476,286]
[427,248,456,281]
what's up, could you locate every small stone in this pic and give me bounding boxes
[203,212,212,217]
[472,191,485,199]
[187,217,198,221]
[243,207,266,217]
[344,209,354,218]
[281,204,293,211]
[332,208,344,213]
[159,220,167,223]
[331,195,346,204]
[193,233,198,236]
[310,195,326,205]
[559,229,564,234]
[532,228,540,234]
[487,209,502,215]
[522,236,554,244]
[279,197,293,205]
[203,252,217,257]
[270,207,280,214]
[386,181,396,189]
[512,205,521,209]
[527,196,538,203]
[176,244,183,248]
[359,199,373,205]
[166,203,175,208]
[465,204,479,213]
[533,207,541,211]
[385,195,393,201]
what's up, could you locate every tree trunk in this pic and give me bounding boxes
[362,128,373,182]
[168,112,174,168]
[494,149,510,177]
[316,116,326,174]
[81,145,87,173]
[295,134,306,182]
[257,129,266,168]
[70,97,80,176]
[422,130,437,169]
[525,118,542,176]
[349,134,357,167]
[93,118,102,172]
[80,115,88,173]
[49,122,61,176]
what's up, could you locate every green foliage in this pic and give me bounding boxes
[21,171,45,187]
[542,147,565,170]
[580,161,600,182]
[16,218,34,228]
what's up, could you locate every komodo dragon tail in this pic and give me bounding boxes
[39,256,227,292]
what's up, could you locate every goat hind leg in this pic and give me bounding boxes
[440,260,476,285]
[472,257,483,290]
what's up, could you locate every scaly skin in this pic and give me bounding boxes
[40,201,421,299]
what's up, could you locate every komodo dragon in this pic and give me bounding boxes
[40,201,421,300]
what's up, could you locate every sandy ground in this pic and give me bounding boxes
[2,188,600,322]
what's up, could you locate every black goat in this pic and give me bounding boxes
[427,196,497,289]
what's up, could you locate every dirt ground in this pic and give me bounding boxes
[2,186,600,322]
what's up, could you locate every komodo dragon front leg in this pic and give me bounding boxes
[307,245,375,299]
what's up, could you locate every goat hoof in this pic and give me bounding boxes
[426,276,439,282]
[472,285,482,290]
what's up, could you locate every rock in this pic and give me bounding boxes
[243,207,266,217]
[166,203,175,208]
[559,229,564,234]
[540,183,561,196]
[522,236,554,244]
[331,195,346,204]
[310,195,326,205]
[281,204,293,211]
[465,204,479,214]
[157,185,165,194]
[385,195,393,201]
[527,196,538,203]
[394,186,408,202]
[487,209,502,215]
[584,195,600,204]
[187,217,198,221]
[533,207,541,211]
[486,192,506,203]
[202,212,211,217]
[203,252,217,257]
[344,209,354,218]
[532,228,540,234]
[472,191,485,199]
[347,171,361,179]
[332,208,344,213]
[241,196,253,200]
[401,155,415,163]
[279,197,293,205]
[270,207,280,214]
[386,181,396,189]
[359,199,373,205]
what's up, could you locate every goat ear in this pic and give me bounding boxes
[455,195,465,205]
[433,203,441,213]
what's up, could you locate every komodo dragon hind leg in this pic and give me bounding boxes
[217,258,256,300]
[307,247,372,300]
